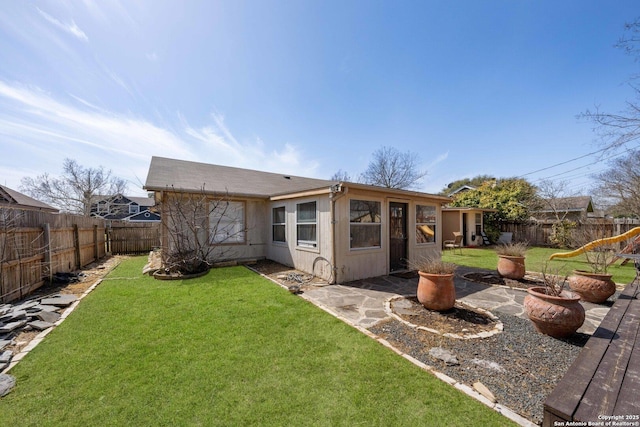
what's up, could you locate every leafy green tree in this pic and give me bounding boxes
[450,178,538,242]
[440,175,495,195]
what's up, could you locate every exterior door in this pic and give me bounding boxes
[389,202,408,271]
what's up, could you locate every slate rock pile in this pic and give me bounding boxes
[0,293,78,371]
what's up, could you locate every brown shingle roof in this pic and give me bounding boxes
[144,156,338,198]
[0,185,58,212]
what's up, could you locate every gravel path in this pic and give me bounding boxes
[369,313,590,425]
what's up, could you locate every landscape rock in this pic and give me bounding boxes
[470,358,506,372]
[35,310,61,323]
[0,374,16,397]
[429,347,460,366]
[28,320,54,331]
[0,310,27,323]
[0,340,11,351]
[0,320,27,334]
[0,350,11,364]
[40,295,77,307]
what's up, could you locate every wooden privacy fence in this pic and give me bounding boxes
[106,221,160,254]
[0,209,161,303]
[499,218,640,247]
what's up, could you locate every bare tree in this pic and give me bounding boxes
[20,158,127,216]
[592,149,640,218]
[581,19,640,151]
[359,146,427,189]
[160,187,247,274]
[536,179,579,247]
[330,169,351,182]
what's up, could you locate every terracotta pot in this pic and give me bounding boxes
[417,271,456,311]
[497,255,525,280]
[568,270,616,303]
[524,286,585,338]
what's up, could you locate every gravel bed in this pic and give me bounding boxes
[369,314,590,425]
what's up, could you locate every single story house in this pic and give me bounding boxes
[90,194,160,222]
[144,156,452,283]
[442,207,494,247]
[0,184,58,213]
[531,196,594,224]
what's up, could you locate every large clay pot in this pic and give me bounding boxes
[497,255,525,280]
[568,270,616,303]
[417,271,456,311]
[524,286,585,338]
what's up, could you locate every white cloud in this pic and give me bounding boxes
[36,7,88,42]
[0,80,321,194]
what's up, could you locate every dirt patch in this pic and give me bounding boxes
[389,297,499,336]
[5,255,126,354]
[462,271,543,290]
[250,259,330,288]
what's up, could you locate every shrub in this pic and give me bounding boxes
[409,257,457,274]
[495,241,528,257]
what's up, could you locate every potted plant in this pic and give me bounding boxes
[409,257,457,311]
[524,266,585,338]
[496,242,527,280]
[568,247,616,303]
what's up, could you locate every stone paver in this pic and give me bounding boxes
[301,266,610,335]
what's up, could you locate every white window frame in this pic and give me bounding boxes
[129,204,140,214]
[209,200,245,244]
[272,206,286,243]
[416,204,437,245]
[349,199,382,250]
[296,201,317,248]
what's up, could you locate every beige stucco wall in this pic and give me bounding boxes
[160,192,269,264]
[266,196,333,282]
[332,187,443,283]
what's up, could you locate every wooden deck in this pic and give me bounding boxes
[543,280,640,426]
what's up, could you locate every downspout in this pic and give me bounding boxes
[329,183,347,284]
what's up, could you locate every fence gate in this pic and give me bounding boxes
[106,221,160,255]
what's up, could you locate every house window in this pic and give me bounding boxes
[296,201,317,248]
[97,201,109,213]
[129,204,140,214]
[416,205,436,244]
[475,213,482,237]
[350,199,381,249]
[210,201,245,244]
[272,206,286,243]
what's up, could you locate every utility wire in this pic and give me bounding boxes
[518,145,612,178]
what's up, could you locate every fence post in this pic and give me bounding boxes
[44,223,53,283]
[93,224,98,261]
[73,224,81,269]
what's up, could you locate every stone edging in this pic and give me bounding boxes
[245,265,536,427]
[384,295,504,339]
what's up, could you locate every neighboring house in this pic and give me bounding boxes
[0,184,58,213]
[91,194,160,222]
[442,207,495,247]
[144,156,452,284]
[532,196,595,224]
[447,185,476,196]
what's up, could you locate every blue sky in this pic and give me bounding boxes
[1,1,638,198]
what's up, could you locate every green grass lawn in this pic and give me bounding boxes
[0,256,514,426]
[442,246,638,285]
